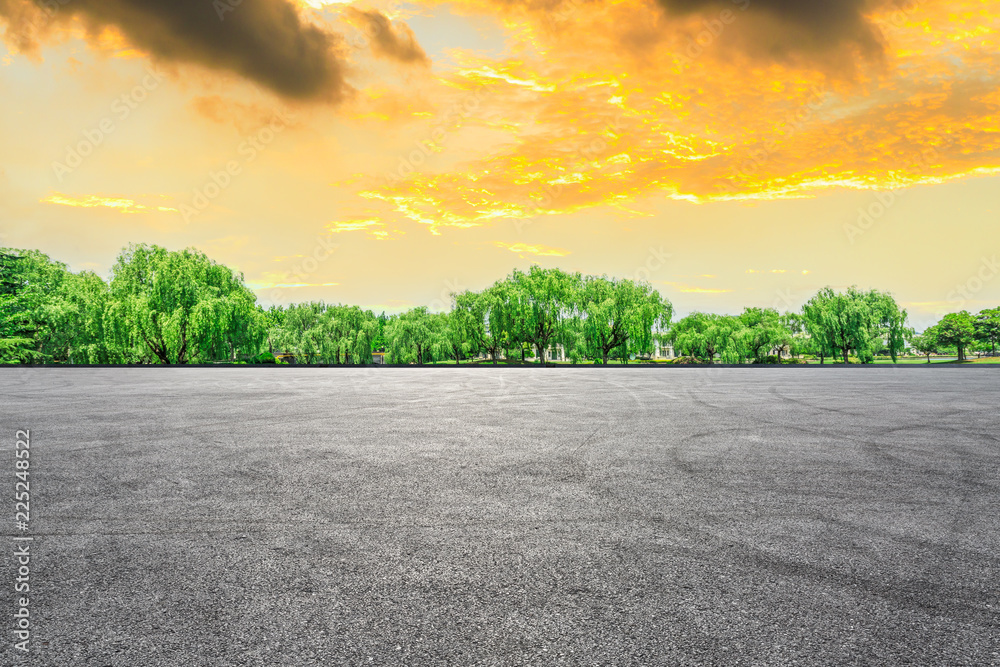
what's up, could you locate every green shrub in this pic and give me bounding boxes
[672,356,705,365]
[252,352,277,364]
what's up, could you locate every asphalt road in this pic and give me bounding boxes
[1,367,998,666]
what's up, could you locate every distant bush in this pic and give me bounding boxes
[672,356,705,365]
[252,352,277,364]
[783,358,808,364]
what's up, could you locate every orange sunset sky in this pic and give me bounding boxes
[0,0,998,327]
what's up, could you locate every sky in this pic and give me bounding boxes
[1,0,998,329]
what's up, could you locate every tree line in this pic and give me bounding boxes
[1,243,996,365]
[667,287,910,365]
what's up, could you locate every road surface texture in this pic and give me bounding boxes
[1,367,998,666]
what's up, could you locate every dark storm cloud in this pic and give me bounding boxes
[344,8,430,66]
[659,0,885,55]
[0,0,350,101]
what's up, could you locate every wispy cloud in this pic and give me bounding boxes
[41,193,177,214]
[326,218,399,240]
[493,241,571,258]
[663,281,733,294]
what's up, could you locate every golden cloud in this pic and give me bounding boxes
[41,193,177,214]
[325,218,400,240]
[662,281,733,293]
[493,241,571,257]
[345,0,1000,230]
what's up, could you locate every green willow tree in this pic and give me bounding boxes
[576,275,671,365]
[385,307,442,364]
[270,303,377,364]
[669,312,738,363]
[0,249,116,363]
[803,287,867,364]
[332,305,379,364]
[505,266,578,364]
[0,250,49,363]
[273,302,330,363]
[107,244,263,364]
[454,288,508,364]
[60,270,120,364]
[802,286,908,363]
[441,311,470,365]
[261,305,286,356]
[736,307,789,364]
[874,292,911,363]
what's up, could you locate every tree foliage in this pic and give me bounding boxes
[669,312,742,363]
[933,311,976,362]
[802,286,909,364]
[736,307,789,364]
[270,302,378,364]
[454,288,508,364]
[106,244,263,364]
[576,275,671,364]
[505,266,578,364]
[0,249,119,363]
[909,329,939,363]
[975,307,1000,355]
[6,244,996,366]
[385,306,442,365]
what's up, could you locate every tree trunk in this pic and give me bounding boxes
[536,343,545,365]
[145,338,170,365]
[177,324,188,364]
[843,348,849,364]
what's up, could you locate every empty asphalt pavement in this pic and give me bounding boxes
[1,367,998,665]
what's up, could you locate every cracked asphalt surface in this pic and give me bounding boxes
[2,367,999,665]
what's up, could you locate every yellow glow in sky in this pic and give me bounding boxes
[1,0,998,327]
